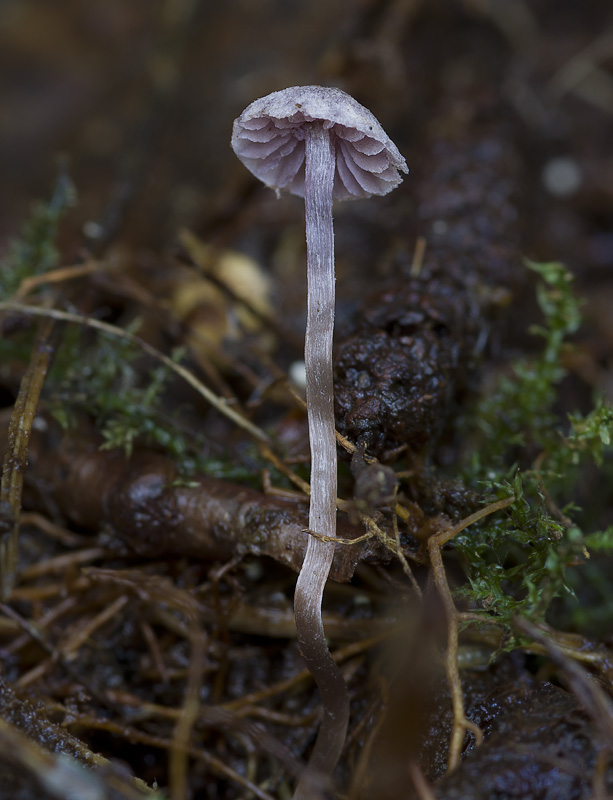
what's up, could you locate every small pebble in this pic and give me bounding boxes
[542,157,582,197]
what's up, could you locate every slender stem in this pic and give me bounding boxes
[293,123,349,798]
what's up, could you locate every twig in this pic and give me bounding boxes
[391,511,422,597]
[304,528,374,546]
[60,594,130,658]
[259,443,311,496]
[18,547,107,581]
[0,602,119,709]
[0,302,270,443]
[140,621,170,682]
[16,594,130,688]
[549,32,613,96]
[170,617,206,800]
[436,496,515,546]
[261,440,417,590]
[317,504,422,598]
[2,595,81,657]
[105,688,303,774]
[427,496,514,769]
[0,313,56,598]
[410,235,427,278]
[66,716,277,800]
[408,759,438,800]
[221,630,392,712]
[514,617,613,743]
[428,539,483,769]
[19,511,88,547]
[13,261,102,300]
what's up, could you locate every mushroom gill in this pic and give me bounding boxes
[231,86,408,199]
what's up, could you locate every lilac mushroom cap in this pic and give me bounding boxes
[231,85,408,200]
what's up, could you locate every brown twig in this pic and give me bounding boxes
[19,511,88,547]
[0,313,56,598]
[410,235,427,278]
[428,539,483,770]
[391,511,422,597]
[514,617,613,743]
[15,594,130,689]
[169,618,206,800]
[2,594,82,656]
[66,715,277,800]
[140,621,170,683]
[13,261,103,300]
[0,302,270,444]
[105,688,303,774]
[0,601,122,709]
[18,547,107,581]
[408,759,438,800]
[427,495,514,769]
[222,630,392,713]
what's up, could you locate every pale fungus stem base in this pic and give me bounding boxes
[293,123,350,798]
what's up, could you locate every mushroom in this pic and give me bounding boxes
[231,86,407,795]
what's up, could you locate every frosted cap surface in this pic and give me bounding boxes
[231,86,408,200]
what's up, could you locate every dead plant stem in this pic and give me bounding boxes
[0,302,269,444]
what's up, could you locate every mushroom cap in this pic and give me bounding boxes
[231,86,408,200]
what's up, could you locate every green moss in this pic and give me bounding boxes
[456,261,613,644]
[0,173,255,482]
[0,168,77,377]
[47,330,257,482]
[467,260,582,471]
[0,164,76,300]
[6,179,611,642]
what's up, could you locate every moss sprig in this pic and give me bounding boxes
[456,261,612,643]
[0,164,76,300]
[46,330,256,482]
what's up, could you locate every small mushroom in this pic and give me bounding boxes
[232,86,407,795]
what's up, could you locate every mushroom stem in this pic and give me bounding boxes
[232,84,407,796]
[293,123,350,796]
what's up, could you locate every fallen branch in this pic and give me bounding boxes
[2,417,369,581]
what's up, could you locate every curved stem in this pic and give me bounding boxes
[293,124,349,798]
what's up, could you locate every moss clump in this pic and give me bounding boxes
[0,165,76,300]
[47,331,257,483]
[456,261,613,643]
